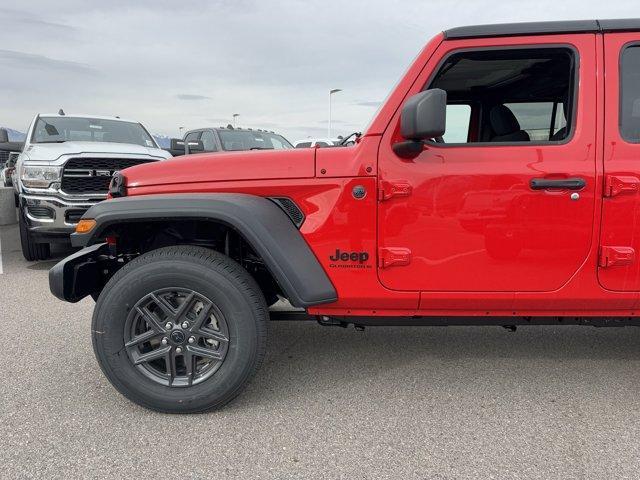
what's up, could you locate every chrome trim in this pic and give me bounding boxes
[21,193,97,229]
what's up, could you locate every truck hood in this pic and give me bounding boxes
[124,149,316,188]
[25,141,169,161]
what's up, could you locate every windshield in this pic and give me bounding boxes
[31,117,156,148]
[217,130,293,151]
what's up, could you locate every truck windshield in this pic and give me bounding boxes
[31,117,156,148]
[217,130,293,151]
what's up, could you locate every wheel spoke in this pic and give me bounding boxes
[150,293,177,320]
[132,345,171,365]
[192,303,213,330]
[185,351,196,387]
[175,292,196,321]
[186,345,224,361]
[198,328,229,344]
[125,329,160,348]
[136,306,165,333]
[166,349,177,386]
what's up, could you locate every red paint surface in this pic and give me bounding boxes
[119,29,640,317]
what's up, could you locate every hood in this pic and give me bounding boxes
[25,141,170,161]
[124,148,315,188]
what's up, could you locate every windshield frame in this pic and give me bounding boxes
[30,116,158,148]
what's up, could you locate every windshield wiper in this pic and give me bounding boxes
[36,140,67,143]
[249,147,274,150]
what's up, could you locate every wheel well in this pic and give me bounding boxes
[102,219,283,305]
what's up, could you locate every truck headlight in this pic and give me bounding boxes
[21,166,62,188]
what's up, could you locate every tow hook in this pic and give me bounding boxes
[502,325,517,332]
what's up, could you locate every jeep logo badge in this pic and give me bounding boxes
[328,249,371,269]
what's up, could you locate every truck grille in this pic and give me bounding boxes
[61,157,155,194]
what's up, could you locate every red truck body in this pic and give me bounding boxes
[117,24,640,318]
[49,19,640,412]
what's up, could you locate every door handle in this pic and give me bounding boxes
[530,177,586,191]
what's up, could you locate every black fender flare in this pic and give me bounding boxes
[71,193,337,307]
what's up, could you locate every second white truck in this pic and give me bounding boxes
[16,112,171,260]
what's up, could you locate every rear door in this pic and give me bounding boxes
[599,33,640,290]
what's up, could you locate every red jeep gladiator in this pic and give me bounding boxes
[51,19,640,412]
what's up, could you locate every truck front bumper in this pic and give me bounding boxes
[21,193,98,241]
[49,242,110,302]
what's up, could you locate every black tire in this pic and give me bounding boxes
[92,245,268,413]
[19,212,50,261]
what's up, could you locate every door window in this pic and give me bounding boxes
[442,104,471,143]
[620,45,640,142]
[428,47,576,143]
[200,130,218,151]
[184,131,201,142]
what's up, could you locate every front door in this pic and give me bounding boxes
[599,33,640,291]
[378,34,597,292]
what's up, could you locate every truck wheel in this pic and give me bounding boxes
[92,245,268,413]
[19,212,50,261]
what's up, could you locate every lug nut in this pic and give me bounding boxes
[188,336,195,344]
[165,322,172,330]
[175,347,183,354]
[161,337,168,346]
[181,321,190,329]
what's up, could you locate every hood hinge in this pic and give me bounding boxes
[378,247,412,268]
[599,246,635,268]
[378,180,412,201]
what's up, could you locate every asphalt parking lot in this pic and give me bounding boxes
[2,223,640,479]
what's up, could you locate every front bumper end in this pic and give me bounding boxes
[21,193,98,240]
[49,243,110,302]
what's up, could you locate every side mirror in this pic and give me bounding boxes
[394,89,447,158]
[168,138,205,156]
[0,128,8,143]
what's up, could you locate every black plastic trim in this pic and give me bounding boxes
[444,19,640,40]
[70,194,337,307]
[49,242,109,302]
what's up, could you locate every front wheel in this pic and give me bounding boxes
[19,212,50,261]
[92,245,268,413]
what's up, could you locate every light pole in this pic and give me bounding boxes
[233,113,239,128]
[328,89,341,138]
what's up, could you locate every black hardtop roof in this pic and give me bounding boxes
[444,19,640,40]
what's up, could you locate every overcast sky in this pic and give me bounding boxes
[0,0,638,142]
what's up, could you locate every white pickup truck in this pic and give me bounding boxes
[16,112,171,260]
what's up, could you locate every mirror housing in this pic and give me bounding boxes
[400,88,447,141]
[393,89,447,159]
[0,128,9,143]
[167,138,205,156]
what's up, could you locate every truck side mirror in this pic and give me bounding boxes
[0,128,9,143]
[393,89,447,158]
[168,138,205,156]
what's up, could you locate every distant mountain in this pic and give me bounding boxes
[152,134,171,148]
[1,127,26,142]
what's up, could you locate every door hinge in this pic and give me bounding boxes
[378,180,412,201]
[599,246,635,268]
[378,247,412,268]
[604,175,640,198]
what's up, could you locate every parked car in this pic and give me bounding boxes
[52,19,640,413]
[16,112,171,261]
[1,152,18,187]
[168,126,293,156]
[0,127,24,171]
[294,138,341,148]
